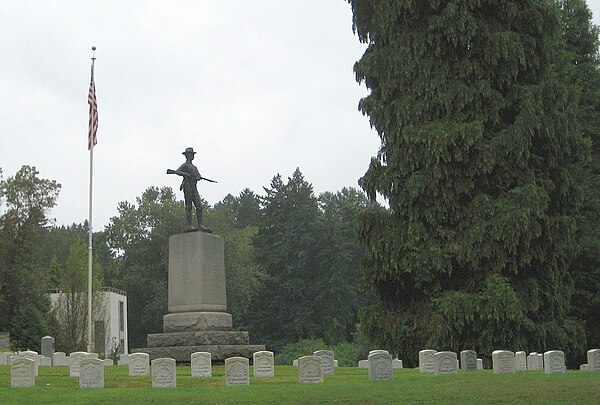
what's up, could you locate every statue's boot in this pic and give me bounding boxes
[196,208,212,233]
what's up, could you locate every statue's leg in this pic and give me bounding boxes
[185,207,194,230]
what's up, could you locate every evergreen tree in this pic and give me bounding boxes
[317,187,375,344]
[348,0,586,365]
[250,169,323,350]
[560,0,600,356]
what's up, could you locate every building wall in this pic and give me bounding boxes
[49,288,128,356]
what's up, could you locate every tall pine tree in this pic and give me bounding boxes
[560,0,600,358]
[348,0,587,365]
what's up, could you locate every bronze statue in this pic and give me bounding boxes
[166,147,217,232]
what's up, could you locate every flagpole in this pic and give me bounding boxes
[87,46,96,353]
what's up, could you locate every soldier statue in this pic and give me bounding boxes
[166,147,217,232]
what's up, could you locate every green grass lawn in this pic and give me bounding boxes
[0,365,599,404]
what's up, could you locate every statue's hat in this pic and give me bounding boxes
[182,147,197,155]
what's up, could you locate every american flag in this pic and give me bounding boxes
[88,75,98,150]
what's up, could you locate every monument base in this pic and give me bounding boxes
[132,232,265,363]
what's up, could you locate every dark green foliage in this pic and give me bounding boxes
[560,0,600,361]
[0,166,60,349]
[348,0,587,366]
[207,191,266,328]
[250,169,324,350]
[250,169,373,350]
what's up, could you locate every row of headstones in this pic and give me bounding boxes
[0,350,120,367]
[417,349,600,374]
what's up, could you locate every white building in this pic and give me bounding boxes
[49,287,128,357]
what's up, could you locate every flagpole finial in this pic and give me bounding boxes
[91,46,96,60]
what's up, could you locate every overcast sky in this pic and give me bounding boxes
[2,1,600,230]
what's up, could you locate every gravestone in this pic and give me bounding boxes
[11,357,35,388]
[191,351,212,377]
[40,356,52,366]
[392,358,403,369]
[152,358,177,388]
[0,332,10,349]
[368,351,393,381]
[225,357,250,386]
[253,351,274,378]
[419,349,437,373]
[102,359,113,367]
[587,349,600,372]
[543,351,565,375]
[293,359,298,366]
[0,351,11,365]
[580,364,589,371]
[298,355,323,384]
[19,350,39,377]
[369,350,389,356]
[527,353,539,371]
[434,351,458,375]
[133,232,265,362]
[313,350,335,375]
[492,350,515,374]
[477,359,483,370]
[129,352,150,376]
[69,352,90,377]
[40,336,55,365]
[53,352,68,366]
[118,353,130,365]
[358,359,368,368]
[514,351,527,371]
[538,353,544,370]
[79,358,104,388]
[460,350,477,371]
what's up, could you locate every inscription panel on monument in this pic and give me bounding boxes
[168,233,227,313]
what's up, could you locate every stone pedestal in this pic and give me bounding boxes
[133,232,264,362]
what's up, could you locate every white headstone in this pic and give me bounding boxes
[587,349,600,372]
[392,358,403,369]
[477,359,483,370]
[514,351,527,371]
[118,353,129,365]
[53,352,68,366]
[225,357,250,386]
[298,355,323,384]
[18,350,39,377]
[368,351,393,381]
[102,359,113,367]
[544,351,565,375]
[358,359,369,368]
[334,359,338,368]
[191,352,212,377]
[460,350,477,371]
[313,350,335,375]
[129,353,150,376]
[79,358,104,388]
[293,359,298,366]
[492,350,515,374]
[69,352,90,377]
[419,350,437,373]
[527,353,539,371]
[580,364,589,371]
[538,353,544,370]
[40,356,52,366]
[11,357,35,388]
[151,358,176,388]
[0,351,11,365]
[434,351,458,375]
[253,351,274,378]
